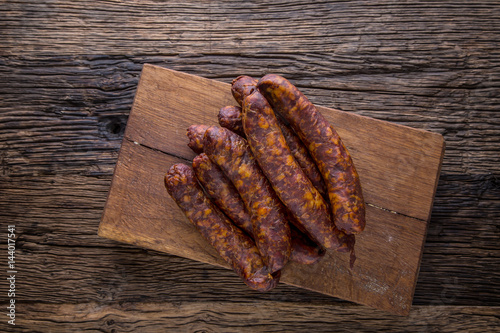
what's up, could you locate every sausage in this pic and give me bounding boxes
[193,152,325,265]
[257,74,366,235]
[276,119,328,197]
[192,153,253,236]
[242,90,348,250]
[230,76,327,197]
[187,124,209,154]
[164,163,279,291]
[188,126,326,264]
[217,106,245,137]
[231,75,258,106]
[203,126,291,273]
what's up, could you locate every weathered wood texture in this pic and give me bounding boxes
[0,0,499,331]
[14,302,500,333]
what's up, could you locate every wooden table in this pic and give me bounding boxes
[1,1,498,331]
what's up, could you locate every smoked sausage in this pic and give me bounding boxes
[203,126,291,273]
[192,153,254,236]
[231,75,258,106]
[275,119,328,197]
[218,106,245,137]
[164,163,279,291]
[193,153,324,265]
[242,90,347,250]
[257,74,366,234]
[187,124,209,154]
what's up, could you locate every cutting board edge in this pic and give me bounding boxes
[404,138,446,313]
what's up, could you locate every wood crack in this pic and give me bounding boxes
[123,136,191,163]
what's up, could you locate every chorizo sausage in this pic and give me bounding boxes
[203,126,291,273]
[164,163,279,291]
[230,76,327,197]
[193,152,325,265]
[217,106,245,137]
[187,124,209,154]
[257,74,366,235]
[192,153,254,236]
[231,75,258,106]
[275,119,328,197]
[242,90,347,250]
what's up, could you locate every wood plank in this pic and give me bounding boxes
[100,87,441,315]
[0,170,494,307]
[10,302,500,333]
[8,229,500,306]
[2,1,499,58]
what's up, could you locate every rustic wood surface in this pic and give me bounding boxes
[1,0,499,331]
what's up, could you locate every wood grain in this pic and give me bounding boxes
[98,65,444,315]
[10,302,500,333]
[1,0,499,330]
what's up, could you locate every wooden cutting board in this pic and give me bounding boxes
[98,64,445,316]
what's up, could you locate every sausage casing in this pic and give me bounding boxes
[275,119,328,197]
[194,152,325,265]
[164,163,279,291]
[242,90,345,250]
[187,124,210,154]
[231,75,258,106]
[203,126,291,273]
[192,153,254,236]
[257,74,366,234]
[218,106,245,137]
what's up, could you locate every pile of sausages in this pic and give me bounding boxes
[164,74,365,291]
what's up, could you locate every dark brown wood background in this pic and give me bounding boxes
[1,0,499,331]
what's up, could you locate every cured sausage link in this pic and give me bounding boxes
[231,75,258,106]
[192,153,254,236]
[218,106,246,137]
[193,153,324,265]
[203,126,291,273]
[242,90,346,250]
[257,74,366,235]
[187,124,209,154]
[275,118,328,197]
[164,163,279,291]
